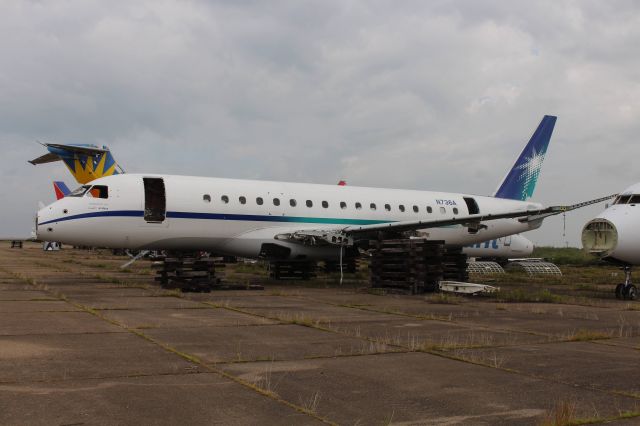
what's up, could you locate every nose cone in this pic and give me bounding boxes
[582,218,618,258]
[35,206,48,240]
[35,201,60,241]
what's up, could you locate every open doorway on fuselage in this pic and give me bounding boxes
[143,177,166,222]
[463,197,480,215]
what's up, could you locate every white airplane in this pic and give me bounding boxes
[32,143,535,259]
[582,183,640,299]
[35,116,607,262]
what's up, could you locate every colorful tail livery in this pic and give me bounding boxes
[29,143,124,185]
[494,115,557,201]
[53,181,71,200]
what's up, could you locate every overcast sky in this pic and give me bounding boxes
[2,0,639,246]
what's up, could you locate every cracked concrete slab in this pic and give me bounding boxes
[143,324,398,363]
[221,352,640,425]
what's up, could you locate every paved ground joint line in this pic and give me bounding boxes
[0,264,337,425]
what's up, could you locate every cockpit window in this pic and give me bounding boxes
[87,185,108,199]
[613,195,640,205]
[68,185,91,197]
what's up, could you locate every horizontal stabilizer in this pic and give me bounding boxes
[46,143,108,155]
[29,152,59,165]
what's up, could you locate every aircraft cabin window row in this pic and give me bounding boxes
[202,194,450,215]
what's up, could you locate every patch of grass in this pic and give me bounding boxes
[532,247,600,266]
[158,289,183,298]
[417,332,498,352]
[564,329,613,342]
[540,399,577,426]
[495,288,564,303]
[424,292,462,304]
[299,391,321,414]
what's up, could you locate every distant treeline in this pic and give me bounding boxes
[531,246,601,266]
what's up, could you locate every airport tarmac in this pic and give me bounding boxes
[1,244,640,425]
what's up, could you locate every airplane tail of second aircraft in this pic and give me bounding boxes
[493,115,557,201]
[30,143,123,185]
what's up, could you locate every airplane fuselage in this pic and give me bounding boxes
[582,183,640,265]
[37,174,543,260]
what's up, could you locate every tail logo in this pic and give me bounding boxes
[30,143,122,185]
[515,147,547,200]
[494,115,556,201]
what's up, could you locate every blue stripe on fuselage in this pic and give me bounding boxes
[38,210,393,227]
[39,210,144,225]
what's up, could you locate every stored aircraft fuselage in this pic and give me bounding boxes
[37,174,542,261]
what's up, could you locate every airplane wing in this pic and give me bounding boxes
[28,153,59,165]
[274,194,616,247]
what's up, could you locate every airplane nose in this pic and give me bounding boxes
[582,218,618,258]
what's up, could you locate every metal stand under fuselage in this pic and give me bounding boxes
[616,266,637,300]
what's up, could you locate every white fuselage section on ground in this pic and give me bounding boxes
[582,182,640,265]
[37,174,543,260]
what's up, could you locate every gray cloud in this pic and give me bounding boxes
[1,0,639,246]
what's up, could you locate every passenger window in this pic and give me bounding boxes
[453,207,459,214]
[290,199,297,207]
[203,194,211,203]
[440,207,446,214]
[355,202,362,210]
[384,204,391,211]
[306,200,313,208]
[340,201,347,209]
[631,195,640,204]
[413,205,419,213]
[370,203,376,210]
[256,197,264,205]
[322,201,329,208]
[221,195,229,204]
[239,196,246,205]
[427,206,433,213]
[273,198,280,206]
[399,205,405,212]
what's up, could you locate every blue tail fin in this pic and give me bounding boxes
[493,115,557,201]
